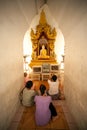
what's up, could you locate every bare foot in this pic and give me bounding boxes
[52,115,59,121]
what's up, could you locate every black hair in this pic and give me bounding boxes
[25,80,33,89]
[52,75,57,82]
[40,84,46,96]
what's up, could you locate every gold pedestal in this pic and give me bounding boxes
[29,59,58,68]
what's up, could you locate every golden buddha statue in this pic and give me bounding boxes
[38,45,49,59]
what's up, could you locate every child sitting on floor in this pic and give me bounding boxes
[20,80,37,107]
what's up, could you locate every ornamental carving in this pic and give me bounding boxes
[29,10,57,67]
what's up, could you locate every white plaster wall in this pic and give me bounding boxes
[64,11,87,130]
[47,0,87,129]
[0,0,37,129]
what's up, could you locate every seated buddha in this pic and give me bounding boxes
[38,45,49,59]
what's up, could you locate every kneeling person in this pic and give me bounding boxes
[48,75,59,100]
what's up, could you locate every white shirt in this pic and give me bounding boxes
[48,79,59,95]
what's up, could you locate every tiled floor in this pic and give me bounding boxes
[8,100,79,130]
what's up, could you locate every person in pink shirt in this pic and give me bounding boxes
[34,84,58,126]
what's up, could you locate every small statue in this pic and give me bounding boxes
[40,45,47,56]
[32,51,36,60]
[38,45,49,59]
[50,50,56,58]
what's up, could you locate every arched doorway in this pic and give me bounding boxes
[23,5,65,99]
[23,6,65,73]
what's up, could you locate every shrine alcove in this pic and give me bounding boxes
[29,10,57,67]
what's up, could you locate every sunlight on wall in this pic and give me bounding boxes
[23,31,32,73]
[23,30,32,57]
[55,29,65,64]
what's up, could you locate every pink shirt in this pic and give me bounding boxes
[34,95,51,126]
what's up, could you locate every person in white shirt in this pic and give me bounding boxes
[47,75,59,100]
